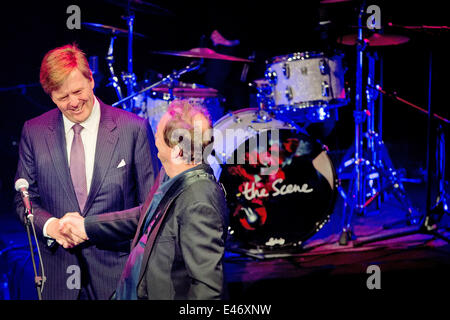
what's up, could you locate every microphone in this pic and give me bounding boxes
[15,178,32,216]
[14,178,46,299]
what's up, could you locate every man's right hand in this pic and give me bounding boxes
[59,212,88,248]
[46,218,78,249]
[46,213,88,249]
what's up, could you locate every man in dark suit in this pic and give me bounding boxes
[14,44,159,300]
[59,100,228,299]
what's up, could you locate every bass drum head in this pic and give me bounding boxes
[213,109,337,250]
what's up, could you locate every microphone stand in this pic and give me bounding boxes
[372,85,448,124]
[23,206,46,300]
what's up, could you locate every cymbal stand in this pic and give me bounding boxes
[121,10,138,111]
[338,49,418,245]
[337,2,366,244]
[337,8,417,245]
[364,51,381,208]
[105,31,125,107]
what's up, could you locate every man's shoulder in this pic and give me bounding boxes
[100,101,146,125]
[175,177,227,224]
[179,174,225,204]
[25,108,60,128]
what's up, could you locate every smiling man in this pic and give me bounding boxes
[49,68,96,124]
[13,43,160,300]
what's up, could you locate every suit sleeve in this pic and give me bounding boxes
[14,121,53,239]
[179,200,226,300]
[85,164,163,250]
[84,205,141,246]
[134,120,160,204]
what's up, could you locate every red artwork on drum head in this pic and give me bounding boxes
[220,129,337,250]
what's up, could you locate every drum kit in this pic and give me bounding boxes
[83,0,448,257]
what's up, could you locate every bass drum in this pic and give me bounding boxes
[208,108,338,250]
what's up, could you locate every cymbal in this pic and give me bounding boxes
[338,33,410,46]
[103,0,174,16]
[82,22,148,38]
[152,82,218,98]
[151,47,253,62]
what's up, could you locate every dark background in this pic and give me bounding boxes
[0,0,448,213]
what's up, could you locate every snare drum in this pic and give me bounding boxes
[208,108,338,250]
[265,51,348,122]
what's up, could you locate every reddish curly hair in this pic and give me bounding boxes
[39,43,92,94]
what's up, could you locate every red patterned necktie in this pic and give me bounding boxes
[70,123,87,212]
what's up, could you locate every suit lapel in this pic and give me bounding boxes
[136,172,187,286]
[137,196,178,287]
[45,111,79,211]
[82,101,118,215]
[131,168,165,249]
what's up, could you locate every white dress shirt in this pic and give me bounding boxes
[43,97,101,239]
[62,97,101,193]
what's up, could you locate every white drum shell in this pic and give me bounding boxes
[266,52,347,108]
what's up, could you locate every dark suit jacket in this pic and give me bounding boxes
[85,164,228,299]
[14,99,159,300]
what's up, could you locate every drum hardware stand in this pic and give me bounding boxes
[337,4,417,245]
[254,85,272,124]
[370,85,449,232]
[366,52,417,223]
[337,2,367,245]
[338,69,418,245]
[105,31,125,108]
[360,86,450,230]
[118,7,140,112]
[112,60,202,108]
[353,49,450,247]
[432,124,449,224]
[354,124,449,246]
[247,80,274,124]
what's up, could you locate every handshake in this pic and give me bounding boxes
[46,212,88,249]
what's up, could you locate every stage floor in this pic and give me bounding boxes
[1,181,449,300]
[224,177,450,299]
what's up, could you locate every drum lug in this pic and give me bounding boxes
[246,125,258,136]
[321,81,330,97]
[233,116,242,124]
[300,67,308,75]
[282,63,290,79]
[319,59,330,75]
[285,86,293,101]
